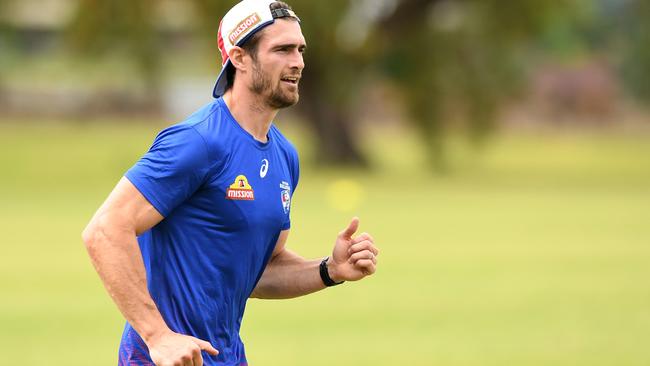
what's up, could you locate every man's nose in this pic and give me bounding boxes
[291,50,304,70]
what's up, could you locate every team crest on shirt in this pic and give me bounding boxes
[226,175,255,200]
[280,181,291,214]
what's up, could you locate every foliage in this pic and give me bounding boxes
[60,0,649,169]
[375,0,576,170]
[614,0,650,101]
[66,0,161,96]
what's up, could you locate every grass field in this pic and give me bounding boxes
[1,121,649,366]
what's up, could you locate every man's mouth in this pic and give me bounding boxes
[281,76,300,85]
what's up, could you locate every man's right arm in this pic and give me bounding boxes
[82,177,218,366]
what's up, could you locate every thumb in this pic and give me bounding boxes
[192,337,219,356]
[339,217,360,239]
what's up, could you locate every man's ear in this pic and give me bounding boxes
[229,46,248,72]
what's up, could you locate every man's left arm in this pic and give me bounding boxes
[251,217,378,299]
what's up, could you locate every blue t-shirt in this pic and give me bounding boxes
[118,98,299,366]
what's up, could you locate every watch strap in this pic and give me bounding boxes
[320,257,344,287]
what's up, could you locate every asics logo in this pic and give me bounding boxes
[260,159,269,178]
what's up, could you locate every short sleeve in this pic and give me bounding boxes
[281,146,300,230]
[125,125,212,217]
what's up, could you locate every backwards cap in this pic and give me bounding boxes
[213,0,300,98]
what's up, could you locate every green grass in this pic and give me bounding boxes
[1,121,649,365]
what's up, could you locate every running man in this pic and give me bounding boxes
[82,1,379,365]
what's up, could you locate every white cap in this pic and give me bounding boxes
[213,0,300,98]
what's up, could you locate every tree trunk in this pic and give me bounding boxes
[298,63,368,167]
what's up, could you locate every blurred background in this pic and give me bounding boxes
[1,0,649,365]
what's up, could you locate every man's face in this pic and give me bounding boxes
[247,19,306,109]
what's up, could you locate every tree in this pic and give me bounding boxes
[612,0,650,101]
[66,0,161,105]
[376,0,573,171]
[288,0,369,166]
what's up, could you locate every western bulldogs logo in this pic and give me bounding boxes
[280,181,291,214]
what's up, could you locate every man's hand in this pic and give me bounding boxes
[147,330,219,366]
[329,217,379,282]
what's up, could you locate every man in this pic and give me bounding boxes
[82,1,379,365]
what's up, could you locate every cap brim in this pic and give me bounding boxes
[212,60,232,98]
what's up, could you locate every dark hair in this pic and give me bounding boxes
[225,1,295,90]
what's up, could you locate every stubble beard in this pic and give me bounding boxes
[250,60,299,109]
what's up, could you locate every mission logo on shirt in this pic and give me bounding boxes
[226,175,255,200]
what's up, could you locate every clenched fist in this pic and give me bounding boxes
[147,330,219,366]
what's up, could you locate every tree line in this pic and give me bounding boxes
[4,0,648,170]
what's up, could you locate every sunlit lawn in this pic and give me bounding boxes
[1,121,649,366]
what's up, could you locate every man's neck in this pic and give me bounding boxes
[222,88,278,143]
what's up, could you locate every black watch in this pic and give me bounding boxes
[320,257,344,287]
